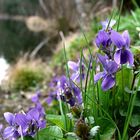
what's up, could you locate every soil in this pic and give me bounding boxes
[0,91,36,126]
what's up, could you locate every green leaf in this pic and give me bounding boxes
[65,132,80,140]
[130,114,140,127]
[119,106,127,116]
[37,126,63,140]
[116,66,133,90]
[46,114,65,130]
[134,89,140,107]
[131,46,140,55]
[116,66,134,104]
[124,87,135,94]
[97,118,116,140]
[85,116,95,125]
[89,126,100,137]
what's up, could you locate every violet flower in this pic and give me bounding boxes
[110,30,134,66]
[15,113,28,136]
[15,108,46,136]
[57,75,82,106]
[3,112,20,139]
[95,19,115,48]
[95,19,117,57]
[31,90,41,103]
[2,91,46,139]
[95,30,111,51]
[49,76,59,88]
[46,76,59,105]
[26,108,46,131]
[68,60,85,83]
[95,30,112,57]
[15,92,46,137]
[46,91,57,105]
[31,91,45,118]
[94,54,119,91]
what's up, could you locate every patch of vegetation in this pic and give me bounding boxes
[11,68,44,91]
[51,19,98,70]
[119,9,140,45]
[3,56,51,92]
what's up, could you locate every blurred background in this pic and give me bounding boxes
[0,0,140,123]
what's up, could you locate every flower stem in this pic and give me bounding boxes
[122,73,140,140]
[122,93,137,140]
[58,99,67,130]
[121,67,125,102]
[36,131,39,140]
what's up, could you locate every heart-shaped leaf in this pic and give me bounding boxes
[97,118,116,140]
[37,126,63,140]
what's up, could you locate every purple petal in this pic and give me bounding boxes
[107,60,119,74]
[46,96,53,105]
[3,127,15,139]
[101,20,108,30]
[36,102,45,117]
[72,85,81,96]
[122,30,130,47]
[51,91,57,96]
[76,93,82,105]
[13,131,20,139]
[94,72,106,83]
[31,91,41,103]
[116,49,134,65]
[97,54,108,70]
[68,61,78,71]
[4,112,15,125]
[58,75,67,89]
[114,49,130,65]
[101,75,115,91]
[71,83,82,105]
[71,72,80,82]
[125,49,134,66]
[101,19,116,30]
[49,76,59,88]
[114,50,121,64]
[38,120,46,129]
[31,95,39,103]
[120,49,133,65]
[15,113,28,128]
[27,108,40,121]
[68,98,75,106]
[121,50,128,64]
[95,30,110,48]
[111,30,125,48]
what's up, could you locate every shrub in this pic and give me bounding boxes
[11,68,44,91]
[4,55,50,92]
